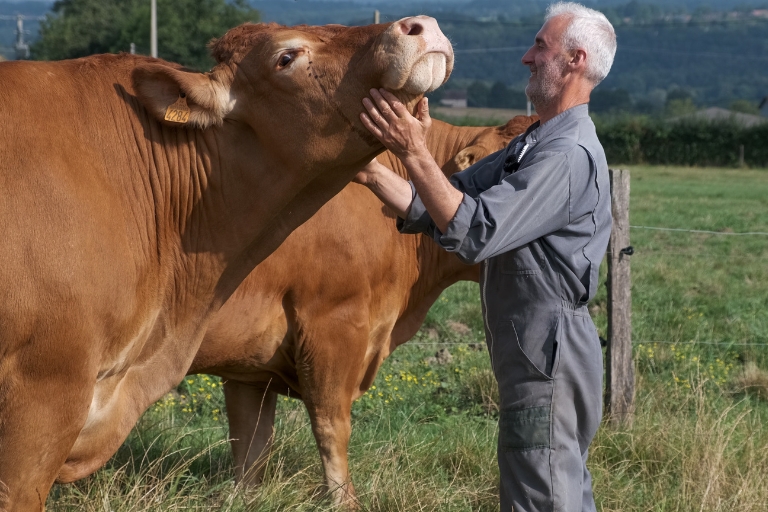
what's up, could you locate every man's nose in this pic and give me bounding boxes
[521,47,535,65]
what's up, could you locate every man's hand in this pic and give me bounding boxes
[360,89,432,163]
[359,88,463,233]
[352,157,386,187]
[350,156,413,219]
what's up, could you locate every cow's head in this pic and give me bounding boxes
[132,17,453,170]
[451,115,540,172]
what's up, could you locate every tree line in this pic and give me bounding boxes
[31,0,260,71]
[595,116,768,167]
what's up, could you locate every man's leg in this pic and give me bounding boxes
[581,450,597,512]
[492,310,602,512]
[550,310,603,512]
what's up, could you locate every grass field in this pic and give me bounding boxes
[47,166,768,511]
[429,106,529,126]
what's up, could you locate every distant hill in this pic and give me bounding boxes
[0,0,49,15]
[4,0,768,109]
[251,1,768,108]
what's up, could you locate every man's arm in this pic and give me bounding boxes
[353,158,413,219]
[359,89,463,233]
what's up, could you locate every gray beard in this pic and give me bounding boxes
[525,57,567,112]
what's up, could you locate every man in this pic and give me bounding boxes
[355,2,617,511]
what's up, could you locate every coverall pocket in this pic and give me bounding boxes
[499,406,551,451]
[499,242,545,275]
[496,319,559,381]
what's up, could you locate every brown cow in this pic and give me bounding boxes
[189,115,539,505]
[0,18,453,511]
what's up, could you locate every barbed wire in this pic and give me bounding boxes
[0,15,46,21]
[454,46,529,54]
[407,342,482,346]
[630,225,768,236]
[654,253,756,258]
[405,340,767,347]
[634,340,766,346]
[431,16,768,29]
[618,45,768,60]
[607,250,767,258]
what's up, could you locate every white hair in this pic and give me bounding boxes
[545,2,617,86]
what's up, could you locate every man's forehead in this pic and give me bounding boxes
[536,15,569,45]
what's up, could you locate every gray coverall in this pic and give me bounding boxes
[399,104,611,512]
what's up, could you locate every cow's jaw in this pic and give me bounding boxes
[377,16,454,95]
[402,51,449,95]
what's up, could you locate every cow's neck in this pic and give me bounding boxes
[390,231,479,347]
[132,117,370,318]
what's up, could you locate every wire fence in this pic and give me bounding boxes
[630,225,768,236]
[404,222,767,352]
[406,340,767,347]
[602,224,768,257]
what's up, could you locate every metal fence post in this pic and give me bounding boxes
[606,168,635,427]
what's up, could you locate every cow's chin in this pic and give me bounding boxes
[401,53,449,95]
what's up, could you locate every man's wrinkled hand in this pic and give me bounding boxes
[360,89,431,161]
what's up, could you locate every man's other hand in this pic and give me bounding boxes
[352,158,387,187]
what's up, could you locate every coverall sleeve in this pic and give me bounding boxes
[448,147,510,197]
[434,147,577,264]
[397,147,509,236]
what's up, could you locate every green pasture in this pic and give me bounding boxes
[48,166,768,511]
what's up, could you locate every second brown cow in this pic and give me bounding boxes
[189,115,538,505]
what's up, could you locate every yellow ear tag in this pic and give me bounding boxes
[164,94,191,124]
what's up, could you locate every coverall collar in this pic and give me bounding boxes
[526,103,590,145]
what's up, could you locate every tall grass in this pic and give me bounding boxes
[592,377,768,512]
[48,166,768,510]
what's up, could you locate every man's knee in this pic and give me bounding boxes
[497,402,596,512]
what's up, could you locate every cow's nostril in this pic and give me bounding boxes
[399,21,424,36]
[407,23,424,36]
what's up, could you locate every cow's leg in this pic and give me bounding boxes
[297,325,369,509]
[0,346,94,512]
[304,398,356,507]
[57,360,189,483]
[56,373,144,482]
[223,380,277,485]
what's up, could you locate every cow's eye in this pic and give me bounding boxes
[278,53,295,68]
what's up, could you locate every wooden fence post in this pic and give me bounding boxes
[606,168,635,427]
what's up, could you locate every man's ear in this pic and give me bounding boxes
[132,64,235,129]
[568,48,587,69]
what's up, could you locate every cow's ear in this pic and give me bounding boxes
[132,64,234,129]
[500,115,538,139]
[453,145,485,171]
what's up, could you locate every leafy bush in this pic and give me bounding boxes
[594,116,768,168]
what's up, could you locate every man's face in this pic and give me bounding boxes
[521,16,570,108]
